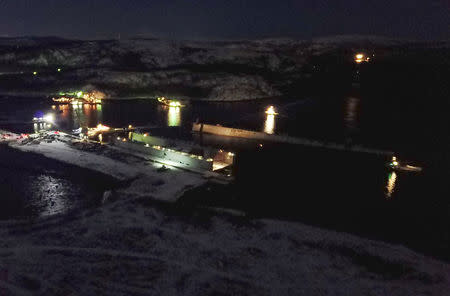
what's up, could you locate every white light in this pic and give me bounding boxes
[43,113,55,123]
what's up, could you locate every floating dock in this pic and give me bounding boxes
[113,132,234,174]
[193,123,394,156]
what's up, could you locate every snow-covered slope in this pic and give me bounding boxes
[0,194,449,295]
[1,132,449,295]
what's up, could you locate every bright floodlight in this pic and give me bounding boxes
[43,113,55,123]
[265,106,278,115]
[169,101,181,107]
[356,54,364,59]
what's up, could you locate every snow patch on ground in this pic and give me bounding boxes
[8,133,206,203]
[1,131,449,295]
[13,140,140,181]
[0,195,449,295]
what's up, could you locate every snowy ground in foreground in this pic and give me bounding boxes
[9,133,207,203]
[0,195,449,296]
[1,132,450,295]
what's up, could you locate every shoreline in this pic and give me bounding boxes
[0,91,282,103]
[1,131,450,295]
[3,130,208,203]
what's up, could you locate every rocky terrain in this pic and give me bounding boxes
[1,36,448,101]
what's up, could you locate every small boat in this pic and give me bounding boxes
[386,156,423,173]
[157,97,186,107]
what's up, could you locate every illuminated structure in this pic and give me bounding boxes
[264,106,278,134]
[354,53,370,64]
[168,106,181,126]
[387,155,423,172]
[33,113,54,124]
[265,105,278,115]
[52,90,105,104]
[157,97,186,107]
[87,124,110,137]
[122,132,235,173]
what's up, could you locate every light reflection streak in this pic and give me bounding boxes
[386,171,397,198]
[344,97,360,131]
[264,105,277,134]
[168,106,181,126]
[264,114,275,134]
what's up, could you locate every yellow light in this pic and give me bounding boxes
[43,113,55,123]
[386,171,397,198]
[393,161,399,166]
[356,54,364,59]
[33,71,37,75]
[168,106,181,127]
[169,101,181,107]
[95,124,110,132]
[265,106,278,116]
[264,114,275,134]
[128,125,133,129]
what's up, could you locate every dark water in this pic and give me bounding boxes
[0,145,116,220]
[0,91,448,259]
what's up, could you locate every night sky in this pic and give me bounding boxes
[0,0,448,40]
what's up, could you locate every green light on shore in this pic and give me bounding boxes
[57,68,61,72]
[33,71,37,75]
[77,91,83,98]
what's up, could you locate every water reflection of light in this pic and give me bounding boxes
[386,171,397,198]
[344,97,360,131]
[264,105,277,134]
[33,122,49,133]
[264,114,275,134]
[168,106,181,126]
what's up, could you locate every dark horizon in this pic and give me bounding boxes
[0,0,448,41]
